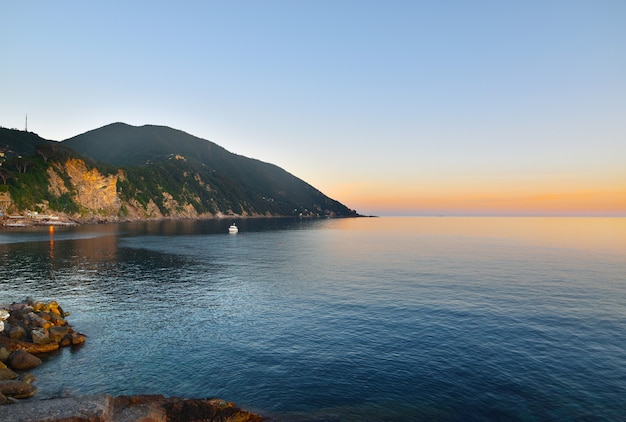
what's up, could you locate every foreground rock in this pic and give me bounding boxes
[0,380,37,400]
[0,298,86,403]
[0,394,264,421]
[0,361,18,380]
[0,298,86,353]
[6,349,42,370]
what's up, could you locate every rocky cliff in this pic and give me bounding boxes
[33,158,214,223]
[47,159,121,217]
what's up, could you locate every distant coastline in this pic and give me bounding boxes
[1,211,368,228]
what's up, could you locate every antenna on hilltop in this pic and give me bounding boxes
[25,113,28,132]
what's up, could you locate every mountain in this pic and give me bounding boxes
[0,124,358,222]
[0,127,52,156]
[63,123,228,167]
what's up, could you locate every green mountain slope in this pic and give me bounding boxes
[63,123,226,167]
[62,123,356,217]
[0,127,52,157]
[0,124,358,220]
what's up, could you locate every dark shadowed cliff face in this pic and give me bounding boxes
[0,125,358,221]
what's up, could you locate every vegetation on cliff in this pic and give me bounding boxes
[0,125,358,221]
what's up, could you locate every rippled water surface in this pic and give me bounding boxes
[1,217,625,420]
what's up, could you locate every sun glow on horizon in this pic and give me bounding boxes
[328,180,626,217]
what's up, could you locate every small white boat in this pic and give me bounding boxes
[228,223,238,234]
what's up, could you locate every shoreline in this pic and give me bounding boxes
[1,212,370,228]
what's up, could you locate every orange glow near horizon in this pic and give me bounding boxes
[329,181,626,216]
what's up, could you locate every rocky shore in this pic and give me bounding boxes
[0,298,87,404]
[0,299,263,421]
[0,394,263,422]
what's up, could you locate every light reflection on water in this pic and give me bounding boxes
[0,217,625,421]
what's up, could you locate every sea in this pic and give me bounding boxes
[0,217,624,421]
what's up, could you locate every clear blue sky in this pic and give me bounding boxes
[2,1,625,216]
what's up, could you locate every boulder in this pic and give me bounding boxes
[7,350,42,370]
[0,348,9,362]
[8,325,27,340]
[0,380,38,399]
[0,335,60,354]
[49,313,67,326]
[19,372,36,384]
[0,310,10,322]
[42,301,62,316]
[69,331,87,345]
[0,362,17,380]
[25,312,53,330]
[35,311,52,322]
[48,326,70,343]
[30,329,50,345]
[0,369,17,381]
[7,303,32,314]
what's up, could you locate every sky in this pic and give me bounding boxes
[1,1,625,216]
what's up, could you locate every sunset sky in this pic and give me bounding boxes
[2,1,625,216]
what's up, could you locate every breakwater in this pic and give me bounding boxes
[0,298,86,404]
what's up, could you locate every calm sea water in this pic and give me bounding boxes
[0,217,625,421]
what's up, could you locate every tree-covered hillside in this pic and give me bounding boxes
[0,127,51,157]
[0,125,358,220]
[0,129,87,213]
[63,123,356,217]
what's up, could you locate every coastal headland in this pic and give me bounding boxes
[0,125,359,225]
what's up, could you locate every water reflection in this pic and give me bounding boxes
[327,217,626,257]
[49,226,55,261]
